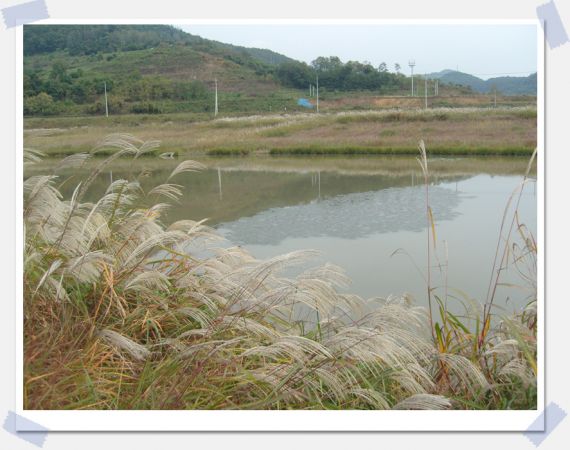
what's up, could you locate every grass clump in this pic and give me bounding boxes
[23,135,537,410]
[211,117,285,129]
[411,141,537,410]
[334,110,447,124]
[206,148,251,156]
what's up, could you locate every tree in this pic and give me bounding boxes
[49,61,70,84]
[394,63,401,73]
[379,62,388,72]
[24,71,43,97]
[275,61,313,89]
[311,56,343,73]
[46,61,73,100]
[24,92,57,115]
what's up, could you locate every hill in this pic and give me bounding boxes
[23,25,533,117]
[24,24,301,116]
[428,70,537,95]
[487,73,537,95]
[23,25,414,117]
[24,24,294,66]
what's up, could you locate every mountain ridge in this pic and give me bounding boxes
[24,24,295,67]
[427,69,537,95]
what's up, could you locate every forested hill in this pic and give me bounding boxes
[24,24,303,116]
[24,24,294,66]
[23,25,414,116]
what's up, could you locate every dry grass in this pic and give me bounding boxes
[323,95,534,110]
[24,107,536,157]
[23,136,537,410]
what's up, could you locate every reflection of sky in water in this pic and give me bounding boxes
[218,184,464,245]
[217,174,536,318]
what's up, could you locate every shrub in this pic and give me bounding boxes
[24,92,59,116]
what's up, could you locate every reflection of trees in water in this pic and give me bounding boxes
[219,184,464,246]
[42,162,467,226]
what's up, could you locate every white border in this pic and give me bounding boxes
[15,18,545,431]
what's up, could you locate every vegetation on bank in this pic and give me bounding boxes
[203,145,533,158]
[24,135,537,410]
[267,146,534,156]
[24,108,537,157]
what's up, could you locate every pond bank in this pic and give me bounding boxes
[24,107,537,157]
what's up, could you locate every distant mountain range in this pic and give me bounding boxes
[427,70,537,95]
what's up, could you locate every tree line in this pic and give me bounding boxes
[276,56,406,92]
[24,25,190,56]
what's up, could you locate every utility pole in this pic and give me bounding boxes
[316,74,319,113]
[214,78,218,117]
[409,60,416,97]
[424,75,428,109]
[104,82,109,117]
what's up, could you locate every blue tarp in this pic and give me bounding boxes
[297,98,314,109]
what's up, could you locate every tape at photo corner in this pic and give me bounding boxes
[2,0,49,29]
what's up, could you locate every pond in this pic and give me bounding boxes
[27,155,537,318]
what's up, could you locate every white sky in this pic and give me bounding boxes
[177,24,537,79]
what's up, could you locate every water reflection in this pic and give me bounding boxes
[26,155,536,314]
[219,184,464,245]
[26,155,532,227]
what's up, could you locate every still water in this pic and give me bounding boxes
[30,155,537,316]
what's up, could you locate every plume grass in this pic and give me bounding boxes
[23,136,537,410]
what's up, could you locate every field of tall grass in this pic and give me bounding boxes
[24,107,537,157]
[23,135,537,410]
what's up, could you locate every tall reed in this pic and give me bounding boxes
[414,140,537,408]
[23,134,537,410]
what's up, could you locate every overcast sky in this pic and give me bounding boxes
[177,24,537,79]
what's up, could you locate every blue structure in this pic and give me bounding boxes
[297,98,314,109]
